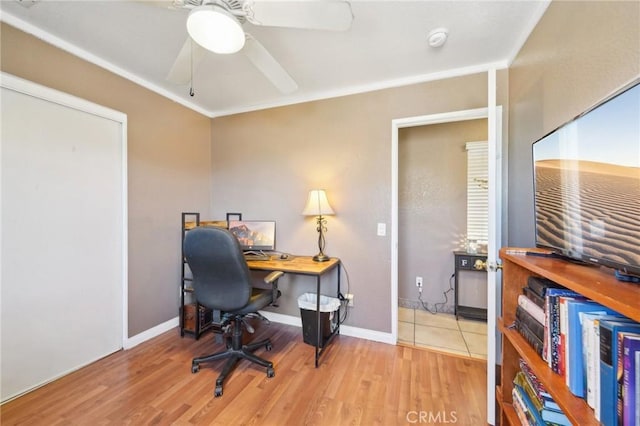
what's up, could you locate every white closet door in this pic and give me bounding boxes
[1,74,127,402]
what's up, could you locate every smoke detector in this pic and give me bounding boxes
[428,28,449,48]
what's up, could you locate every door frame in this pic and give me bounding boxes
[1,72,128,401]
[391,101,503,424]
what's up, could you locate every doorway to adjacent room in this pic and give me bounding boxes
[391,102,503,424]
[396,117,490,359]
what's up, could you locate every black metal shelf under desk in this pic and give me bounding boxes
[453,251,488,321]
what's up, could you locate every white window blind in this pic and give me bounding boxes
[466,141,488,243]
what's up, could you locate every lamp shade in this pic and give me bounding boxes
[187,5,245,54]
[302,189,335,216]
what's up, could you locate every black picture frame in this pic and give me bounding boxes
[226,212,242,226]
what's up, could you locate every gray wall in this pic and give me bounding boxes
[507,1,640,247]
[210,73,508,333]
[398,120,488,312]
[4,0,637,339]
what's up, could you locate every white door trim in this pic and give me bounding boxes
[1,72,129,344]
[391,102,502,425]
[1,72,128,400]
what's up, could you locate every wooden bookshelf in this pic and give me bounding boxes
[497,247,640,425]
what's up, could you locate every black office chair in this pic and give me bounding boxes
[183,226,283,397]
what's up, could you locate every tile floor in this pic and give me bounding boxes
[398,307,488,359]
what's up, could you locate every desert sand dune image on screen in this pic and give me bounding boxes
[535,159,640,268]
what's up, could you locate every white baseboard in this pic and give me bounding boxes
[125,312,395,349]
[338,324,395,344]
[124,316,179,349]
[260,311,395,345]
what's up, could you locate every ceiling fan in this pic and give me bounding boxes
[154,0,354,94]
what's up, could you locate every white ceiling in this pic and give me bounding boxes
[1,0,550,117]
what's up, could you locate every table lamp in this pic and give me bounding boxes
[302,189,335,262]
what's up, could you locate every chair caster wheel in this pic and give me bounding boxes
[265,343,272,351]
[266,367,275,378]
[214,386,223,397]
[191,364,200,374]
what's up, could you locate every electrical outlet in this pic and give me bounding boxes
[416,276,423,288]
[346,293,354,307]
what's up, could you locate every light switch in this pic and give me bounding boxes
[377,223,386,236]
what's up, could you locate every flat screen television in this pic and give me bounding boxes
[228,220,276,251]
[532,79,640,277]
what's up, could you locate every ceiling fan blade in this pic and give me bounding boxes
[166,38,207,84]
[242,35,298,94]
[243,0,353,31]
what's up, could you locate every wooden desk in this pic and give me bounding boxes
[246,256,341,367]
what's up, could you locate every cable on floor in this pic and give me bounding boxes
[418,273,455,314]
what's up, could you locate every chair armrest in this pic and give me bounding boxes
[264,271,284,307]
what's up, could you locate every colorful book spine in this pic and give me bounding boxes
[519,358,552,400]
[558,296,571,378]
[524,276,568,365]
[581,313,624,410]
[515,319,544,357]
[581,311,596,406]
[527,276,563,296]
[635,351,639,426]
[516,305,544,341]
[566,301,615,397]
[519,367,563,413]
[514,383,545,425]
[518,294,545,324]
[622,333,640,426]
[541,407,571,426]
[545,288,579,373]
[511,387,531,426]
[594,315,628,420]
[618,332,640,425]
[514,371,543,412]
[523,286,545,309]
[600,319,640,426]
[515,366,570,425]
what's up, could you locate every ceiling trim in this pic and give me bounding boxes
[2,9,517,119]
[506,0,551,66]
[0,11,211,117]
[211,60,509,117]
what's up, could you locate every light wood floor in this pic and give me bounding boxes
[1,323,487,425]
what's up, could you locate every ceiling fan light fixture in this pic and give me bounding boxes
[187,4,245,54]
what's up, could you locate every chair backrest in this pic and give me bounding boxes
[183,226,253,312]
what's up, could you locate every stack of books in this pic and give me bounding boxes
[514,276,640,426]
[511,359,569,425]
[515,276,562,358]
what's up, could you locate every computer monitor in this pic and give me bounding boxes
[228,220,276,251]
